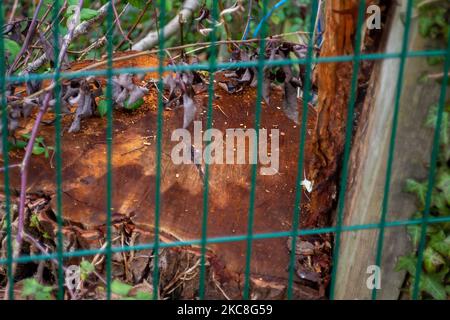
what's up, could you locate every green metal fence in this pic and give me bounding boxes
[0,0,449,300]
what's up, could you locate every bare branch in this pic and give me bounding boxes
[4,0,85,301]
[132,0,201,51]
[21,0,118,75]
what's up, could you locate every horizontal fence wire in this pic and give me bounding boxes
[3,50,448,84]
[0,0,449,300]
[2,215,450,265]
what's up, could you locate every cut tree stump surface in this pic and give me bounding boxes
[2,56,318,294]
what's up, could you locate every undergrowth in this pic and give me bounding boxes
[395,0,450,300]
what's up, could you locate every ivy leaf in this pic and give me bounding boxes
[430,231,450,258]
[436,171,450,205]
[405,179,427,207]
[419,273,447,300]
[425,105,448,147]
[111,280,132,297]
[4,38,21,65]
[423,247,445,273]
[395,254,417,275]
[407,224,421,249]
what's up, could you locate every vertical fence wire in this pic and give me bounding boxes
[105,0,114,300]
[328,0,368,300]
[0,0,14,301]
[372,0,414,301]
[412,32,450,300]
[199,0,219,300]
[286,0,319,300]
[242,0,268,300]
[51,0,64,300]
[152,0,167,300]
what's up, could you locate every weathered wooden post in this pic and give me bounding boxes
[334,1,447,299]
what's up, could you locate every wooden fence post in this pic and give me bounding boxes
[335,1,448,299]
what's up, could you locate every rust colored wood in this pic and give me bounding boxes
[1,54,322,298]
[306,0,359,227]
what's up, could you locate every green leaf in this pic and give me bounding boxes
[4,38,21,65]
[423,247,445,273]
[128,0,147,9]
[124,97,144,111]
[32,145,46,155]
[21,278,53,300]
[436,171,450,205]
[395,254,417,275]
[9,140,27,149]
[111,280,132,297]
[407,225,421,248]
[30,214,40,229]
[80,8,98,21]
[405,179,427,206]
[35,136,44,144]
[430,231,450,258]
[97,100,108,117]
[80,260,95,280]
[21,133,31,140]
[134,291,152,300]
[420,273,447,300]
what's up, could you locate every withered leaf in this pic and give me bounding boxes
[182,93,196,129]
[283,81,299,124]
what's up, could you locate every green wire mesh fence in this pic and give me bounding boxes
[0,0,449,300]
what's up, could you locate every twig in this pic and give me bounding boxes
[77,2,129,60]
[6,0,85,301]
[112,2,131,46]
[427,71,450,80]
[0,164,21,172]
[242,0,253,40]
[21,0,118,75]
[115,0,153,50]
[19,1,67,73]
[8,0,45,75]
[8,0,19,24]
[132,0,201,51]
[22,232,77,300]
